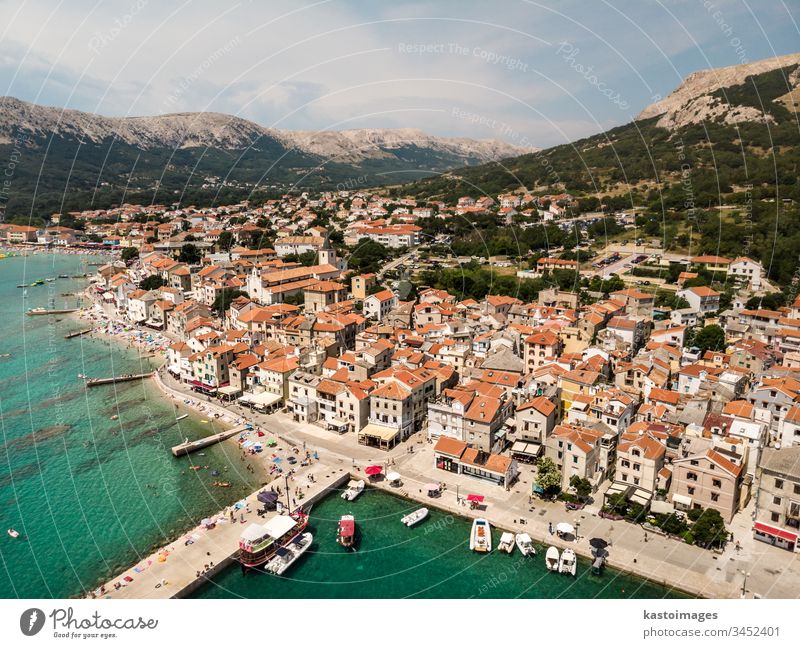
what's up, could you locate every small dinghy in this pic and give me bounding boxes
[400,507,428,527]
[559,548,577,576]
[470,518,492,553]
[498,532,515,554]
[545,546,560,571]
[515,533,536,556]
[7,528,20,539]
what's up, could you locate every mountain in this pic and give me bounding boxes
[397,54,800,287]
[0,97,530,217]
[401,54,799,203]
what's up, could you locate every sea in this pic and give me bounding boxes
[0,253,260,598]
[0,253,685,599]
[194,487,686,599]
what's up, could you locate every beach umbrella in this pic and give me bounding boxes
[556,522,575,535]
[365,465,383,476]
[386,471,401,483]
[257,491,278,504]
[589,538,609,550]
[266,439,277,446]
[466,494,485,503]
[273,457,283,463]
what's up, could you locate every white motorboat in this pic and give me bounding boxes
[470,518,492,553]
[400,507,428,527]
[498,532,515,554]
[265,533,313,575]
[341,479,365,501]
[7,528,20,539]
[559,548,577,576]
[545,546,560,571]
[515,533,536,556]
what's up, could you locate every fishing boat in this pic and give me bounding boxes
[238,510,309,570]
[515,533,536,556]
[545,546,560,571]
[175,414,189,421]
[400,507,428,527]
[7,528,20,539]
[470,518,492,553]
[265,533,313,575]
[337,515,356,549]
[559,548,577,576]
[341,479,365,501]
[213,481,231,487]
[58,274,69,279]
[498,532,515,554]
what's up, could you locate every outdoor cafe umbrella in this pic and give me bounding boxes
[257,491,278,504]
[424,483,440,492]
[365,465,383,476]
[466,494,485,503]
[386,471,401,483]
[589,537,609,550]
[556,522,575,535]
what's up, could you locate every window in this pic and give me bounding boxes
[712,479,722,488]
[687,486,695,495]
[771,512,780,523]
[687,471,698,481]
[773,496,782,506]
[776,479,784,489]
[710,493,719,502]
[690,459,699,466]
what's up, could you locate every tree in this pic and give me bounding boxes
[121,247,139,263]
[689,508,727,548]
[212,289,248,314]
[139,274,165,290]
[178,243,202,264]
[217,230,234,252]
[692,324,726,353]
[605,493,629,515]
[349,239,390,274]
[535,457,562,496]
[569,475,592,501]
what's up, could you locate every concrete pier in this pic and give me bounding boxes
[94,468,350,599]
[65,328,93,339]
[85,371,154,387]
[170,426,248,457]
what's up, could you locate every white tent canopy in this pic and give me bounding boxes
[556,522,575,535]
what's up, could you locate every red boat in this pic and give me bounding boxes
[337,515,356,549]
[238,510,309,569]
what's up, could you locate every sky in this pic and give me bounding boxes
[0,0,797,148]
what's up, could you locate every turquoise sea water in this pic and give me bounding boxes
[0,254,260,598]
[194,487,687,599]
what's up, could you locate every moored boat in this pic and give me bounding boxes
[545,546,560,571]
[7,528,20,539]
[341,479,365,501]
[238,510,309,569]
[515,533,536,556]
[337,514,356,549]
[265,532,313,575]
[470,518,492,553]
[400,507,428,527]
[498,532,515,554]
[559,548,577,576]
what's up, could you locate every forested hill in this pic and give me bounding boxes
[395,60,799,207]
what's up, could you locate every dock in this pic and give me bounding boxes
[85,371,154,387]
[65,328,93,339]
[171,425,248,457]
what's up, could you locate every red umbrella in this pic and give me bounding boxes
[466,494,485,503]
[365,465,383,476]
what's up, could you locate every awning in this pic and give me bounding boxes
[386,471,401,482]
[262,515,298,539]
[239,391,282,409]
[650,500,675,515]
[629,488,652,506]
[753,522,798,543]
[466,494,484,503]
[672,493,692,507]
[359,423,399,442]
[510,440,541,457]
[218,385,241,396]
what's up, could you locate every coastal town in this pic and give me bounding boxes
[4,187,800,600]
